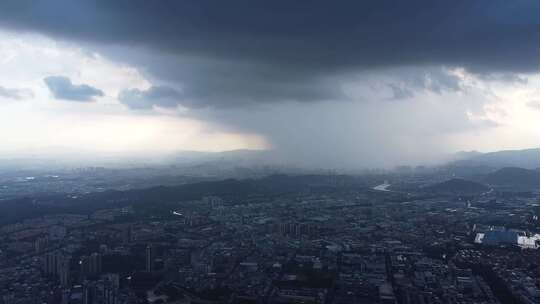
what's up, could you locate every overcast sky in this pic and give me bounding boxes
[1,1,540,168]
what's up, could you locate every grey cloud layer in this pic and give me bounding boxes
[118,86,183,110]
[1,0,539,108]
[0,85,33,100]
[44,76,104,102]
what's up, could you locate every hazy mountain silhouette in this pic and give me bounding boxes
[425,178,489,194]
[451,148,540,169]
[484,167,540,189]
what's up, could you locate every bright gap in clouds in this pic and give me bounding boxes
[0,30,268,157]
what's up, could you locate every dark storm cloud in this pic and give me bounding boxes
[44,76,104,102]
[0,85,33,100]
[376,67,463,101]
[1,0,539,108]
[2,0,539,71]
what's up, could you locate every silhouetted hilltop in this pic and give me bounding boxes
[425,178,489,194]
[485,167,540,189]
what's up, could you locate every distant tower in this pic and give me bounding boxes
[146,245,154,272]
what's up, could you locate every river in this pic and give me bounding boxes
[373,182,391,191]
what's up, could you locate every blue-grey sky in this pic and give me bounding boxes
[1,1,540,168]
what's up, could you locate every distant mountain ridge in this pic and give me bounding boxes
[484,167,540,189]
[451,148,540,169]
[424,178,489,194]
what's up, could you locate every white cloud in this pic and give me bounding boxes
[0,30,268,156]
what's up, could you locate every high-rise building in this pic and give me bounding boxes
[102,274,120,304]
[81,252,102,278]
[203,196,224,209]
[58,256,71,288]
[89,252,102,275]
[146,245,154,272]
[34,236,49,254]
[1,292,14,304]
[82,281,95,304]
[80,255,89,276]
[44,251,61,276]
